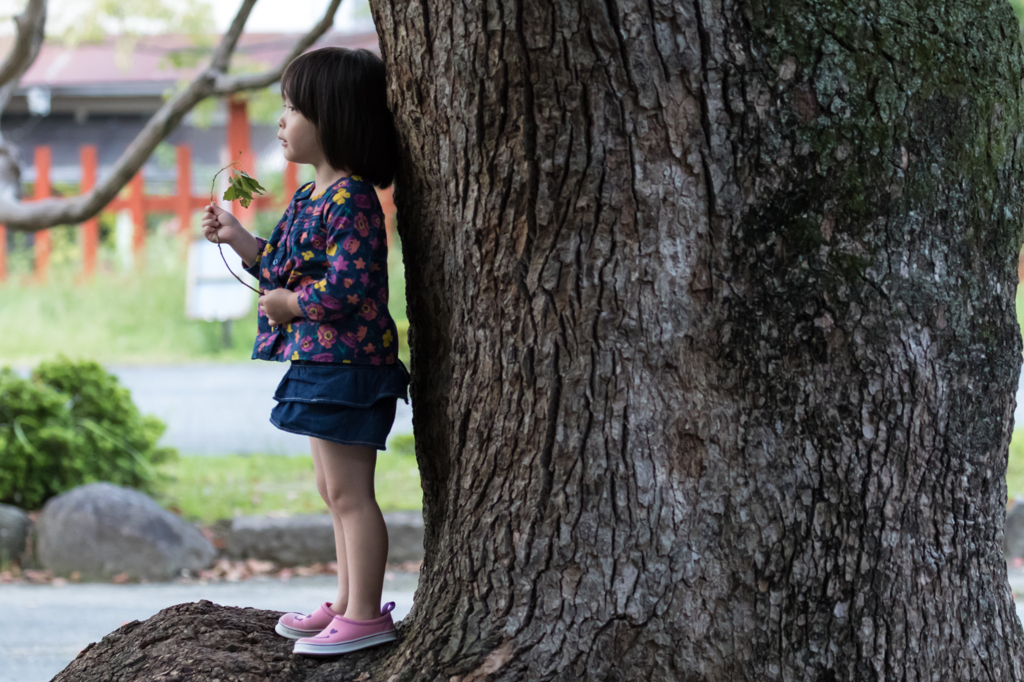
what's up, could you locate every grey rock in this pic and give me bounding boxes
[225,514,335,566]
[224,511,424,566]
[0,503,29,566]
[1007,500,1024,559]
[36,482,217,581]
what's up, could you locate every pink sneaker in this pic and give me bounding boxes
[292,602,398,656]
[275,602,341,639]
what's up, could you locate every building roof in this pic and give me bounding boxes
[0,29,379,97]
[0,29,382,186]
[1,112,285,188]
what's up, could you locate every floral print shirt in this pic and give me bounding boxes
[243,175,401,366]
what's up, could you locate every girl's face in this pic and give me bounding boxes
[277,96,323,166]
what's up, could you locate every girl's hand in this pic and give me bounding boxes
[259,288,301,327]
[202,203,246,246]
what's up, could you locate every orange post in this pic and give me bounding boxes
[129,171,145,265]
[33,146,51,282]
[176,144,192,237]
[80,145,98,280]
[227,96,251,163]
[227,96,256,222]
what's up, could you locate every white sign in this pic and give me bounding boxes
[115,209,133,271]
[27,86,50,116]
[185,239,256,321]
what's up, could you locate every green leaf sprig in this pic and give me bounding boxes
[209,160,268,295]
[222,168,268,208]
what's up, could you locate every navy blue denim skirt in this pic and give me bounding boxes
[270,360,410,450]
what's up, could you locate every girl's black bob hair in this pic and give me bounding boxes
[280,47,400,189]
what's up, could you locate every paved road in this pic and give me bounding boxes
[11,358,1024,455]
[0,574,418,682]
[115,360,1024,456]
[110,363,413,456]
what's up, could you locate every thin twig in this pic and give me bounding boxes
[210,161,262,295]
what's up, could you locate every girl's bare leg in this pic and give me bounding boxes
[315,437,388,622]
[310,437,349,615]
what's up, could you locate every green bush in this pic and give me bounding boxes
[0,357,176,509]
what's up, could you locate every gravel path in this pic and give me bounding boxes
[5,569,1024,681]
[0,573,418,682]
[108,363,414,456]
[11,358,1023,455]
[107,357,1023,455]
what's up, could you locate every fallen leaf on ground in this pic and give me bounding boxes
[0,557,421,586]
[24,569,53,584]
[246,558,277,574]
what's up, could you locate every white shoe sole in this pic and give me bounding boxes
[293,630,397,655]
[275,621,324,640]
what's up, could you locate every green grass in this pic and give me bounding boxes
[1013,282,1024,499]
[0,234,256,365]
[0,220,409,366]
[1017,280,1024,348]
[156,435,422,524]
[1010,431,1024,500]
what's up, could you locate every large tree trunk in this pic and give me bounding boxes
[372,0,1024,679]
[54,0,1024,680]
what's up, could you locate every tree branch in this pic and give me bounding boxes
[212,0,342,94]
[0,0,344,232]
[0,0,46,87]
[0,0,47,117]
[208,0,257,73]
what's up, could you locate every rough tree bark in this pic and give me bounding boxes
[55,0,1024,680]
[376,0,1024,678]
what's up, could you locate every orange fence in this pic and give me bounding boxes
[0,143,300,283]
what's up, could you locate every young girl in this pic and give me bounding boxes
[201,47,407,657]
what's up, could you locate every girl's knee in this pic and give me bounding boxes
[326,487,372,515]
[316,475,330,506]
[311,441,331,506]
